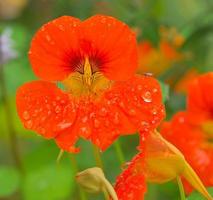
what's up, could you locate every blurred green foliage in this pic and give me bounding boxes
[0,0,213,199]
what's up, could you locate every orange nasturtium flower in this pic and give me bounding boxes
[137,27,184,76]
[161,72,213,193]
[114,130,212,200]
[16,15,165,153]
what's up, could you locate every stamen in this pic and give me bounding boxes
[83,57,93,86]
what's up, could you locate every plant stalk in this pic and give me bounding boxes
[70,154,88,200]
[177,176,186,200]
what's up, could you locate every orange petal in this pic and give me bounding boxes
[114,153,146,200]
[16,81,77,139]
[187,72,213,121]
[105,75,165,132]
[29,16,81,81]
[90,75,165,150]
[79,15,138,81]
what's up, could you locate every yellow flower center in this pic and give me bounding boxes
[62,57,113,97]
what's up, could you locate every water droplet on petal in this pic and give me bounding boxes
[151,108,158,115]
[56,122,72,131]
[55,105,61,113]
[25,120,33,129]
[128,109,136,116]
[137,85,143,91]
[80,127,90,136]
[23,111,30,120]
[142,91,152,103]
[45,34,51,42]
[81,116,88,123]
[99,107,107,117]
[58,25,65,31]
[153,88,158,93]
[113,113,120,125]
[94,119,100,128]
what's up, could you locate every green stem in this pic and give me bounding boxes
[70,154,88,200]
[0,64,23,173]
[92,144,104,170]
[177,176,186,200]
[114,140,125,165]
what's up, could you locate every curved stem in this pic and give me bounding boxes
[70,154,88,200]
[92,144,104,170]
[102,187,110,200]
[114,140,125,165]
[102,177,118,200]
[177,176,186,200]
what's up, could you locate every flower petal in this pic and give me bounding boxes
[29,16,81,81]
[104,75,165,133]
[114,153,146,200]
[79,15,138,81]
[187,72,213,121]
[16,81,77,139]
[83,75,164,151]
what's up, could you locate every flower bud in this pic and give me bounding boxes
[76,167,118,200]
[143,131,212,200]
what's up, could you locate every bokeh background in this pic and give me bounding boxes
[0,0,213,199]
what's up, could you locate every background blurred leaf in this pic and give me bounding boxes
[22,164,74,200]
[159,81,170,103]
[0,166,20,197]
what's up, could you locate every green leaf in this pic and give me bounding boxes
[22,164,74,200]
[187,187,213,200]
[159,81,170,103]
[0,166,20,197]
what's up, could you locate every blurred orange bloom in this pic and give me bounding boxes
[175,69,199,93]
[137,27,184,76]
[161,72,213,193]
[16,15,165,153]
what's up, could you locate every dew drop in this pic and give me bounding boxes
[179,117,185,123]
[45,34,51,42]
[143,72,153,77]
[55,105,61,113]
[142,91,152,103]
[119,101,125,108]
[128,109,136,116]
[56,122,72,131]
[151,120,156,124]
[140,121,149,128]
[22,111,30,120]
[58,25,65,31]
[153,88,158,93]
[25,120,33,129]
[151,108,158,115]
[113,113,120,125]
[99,107,107,117]
[80,127,90,136]
[137,85,143,91]
[94,119,100,128]
[81,116,88,123]
[101,17,106,23]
